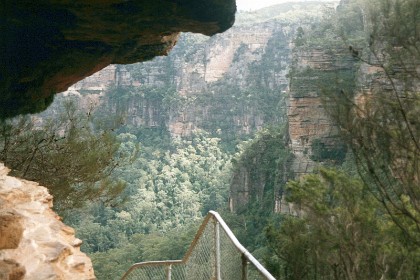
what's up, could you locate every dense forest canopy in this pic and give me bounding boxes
[1,0,419,279]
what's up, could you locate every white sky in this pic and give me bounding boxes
[236,0,286,11]
[236,0,332,11]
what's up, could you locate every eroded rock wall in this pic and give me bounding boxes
[288,47,353,177]
[0,164,95,280]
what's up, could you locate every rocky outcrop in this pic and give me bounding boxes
[0,164,95,280]
[1,0,236,118]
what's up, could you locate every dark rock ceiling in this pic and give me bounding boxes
[0,0,236,118]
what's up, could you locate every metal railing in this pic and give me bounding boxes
[121,211,276,280]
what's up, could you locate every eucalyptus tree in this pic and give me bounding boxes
[0,101,131,211]
[266,169,419,280]
[323,0,420,244]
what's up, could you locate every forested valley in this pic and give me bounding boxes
[1,0,419,279]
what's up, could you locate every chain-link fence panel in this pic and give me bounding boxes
[219,222,243,280]
[184,219,215,280]
[121,211,276,280]
[122,262,185,280]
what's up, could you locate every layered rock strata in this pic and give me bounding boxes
[288,47,353,177]
[0,164,95,280]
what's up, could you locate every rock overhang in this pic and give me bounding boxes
[0,0,236,118]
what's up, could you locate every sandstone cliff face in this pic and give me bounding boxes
[287,47,353,177]
[166,23,290,138]
[1,0,236,118]
[59,20,291,141]
[0,164,95,280]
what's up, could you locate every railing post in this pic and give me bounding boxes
[166,264,172,280]
[241,253,248,280]
[214,219,221,280]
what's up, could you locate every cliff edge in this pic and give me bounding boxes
[0,163,95,280]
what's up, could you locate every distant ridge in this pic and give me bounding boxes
[235,1,339,25]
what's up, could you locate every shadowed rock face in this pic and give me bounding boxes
[0,0,236,118]
[0,210,23,250]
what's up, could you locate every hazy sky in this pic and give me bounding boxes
[236,0,286,10]
[236,0,333,11]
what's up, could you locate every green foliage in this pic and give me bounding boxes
[232,43,249,63]
[89,224,199,279]
[104,84,178,122]
[310,138,347,164]
[247,30,289,88]
[18,3,418,279]
[261,2,420,279]
[0,101,130,211]
[294,27,305,47]
[71,20,295,269]
[320,0,420,245]
[266,168,420,280]
[65,130,232,278]
[128,130,232,221]
[290,66,357,99]
[265,217,312,279]
[294,1,365,49]
[232,126,292,212]
[193,79,286,152]
[224,126,293,256]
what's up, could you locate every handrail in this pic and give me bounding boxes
[121,260,183,280]
[208,211,276,280]
[121,211,276,280]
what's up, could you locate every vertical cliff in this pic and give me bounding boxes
[288,47,353,178]
[229,1,356,212]
[58,21,291,145]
